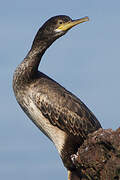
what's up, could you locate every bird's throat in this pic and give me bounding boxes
[13,39,51,91]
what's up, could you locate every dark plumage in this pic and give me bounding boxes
[13,15,101,180]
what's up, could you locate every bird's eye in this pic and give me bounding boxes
[59,21,63,24]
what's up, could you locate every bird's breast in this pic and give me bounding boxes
[17,92,67,155]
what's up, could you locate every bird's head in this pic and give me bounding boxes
[32,15,89,49]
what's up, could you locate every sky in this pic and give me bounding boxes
[0,0,120,180]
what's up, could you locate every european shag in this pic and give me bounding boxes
[13,15,101,180]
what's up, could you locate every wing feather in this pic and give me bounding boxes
[31,87,101,138]
[30,74,101,138]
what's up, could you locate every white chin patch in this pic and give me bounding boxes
[55,28,63,33]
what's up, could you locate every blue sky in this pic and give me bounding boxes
[1,1,120,180]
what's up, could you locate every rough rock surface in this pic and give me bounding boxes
[72,128,120,180]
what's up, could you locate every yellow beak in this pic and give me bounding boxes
[56,16,89,32]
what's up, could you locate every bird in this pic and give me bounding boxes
[13,15,102,180]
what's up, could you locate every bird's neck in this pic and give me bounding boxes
[13,39,53,92]
[25,43,47,76]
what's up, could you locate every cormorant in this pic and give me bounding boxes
[13,15,101,180]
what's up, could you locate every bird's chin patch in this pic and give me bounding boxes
[55,28,63,33]
[54,29,67,37]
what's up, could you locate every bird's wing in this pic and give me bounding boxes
[31,77,101,138]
